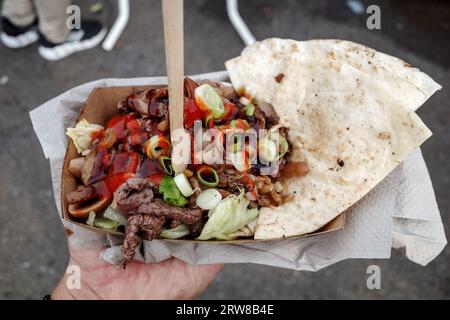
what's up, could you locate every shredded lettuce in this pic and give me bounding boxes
[66,119,103,153]
[160,224,190,239]
[103,206,128,226]
[93,218,121,231]
[86,211,96,226]
[197,192,259,240]
[159,176,188,207]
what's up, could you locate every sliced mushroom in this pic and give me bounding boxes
[68,157,85,178]
[68,196,110,219]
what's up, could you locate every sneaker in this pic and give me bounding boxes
[38,20,107,61]
[0,17,38,49]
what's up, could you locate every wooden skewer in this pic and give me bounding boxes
[162,0,187,175]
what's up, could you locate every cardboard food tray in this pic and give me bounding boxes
[61,85,345,243]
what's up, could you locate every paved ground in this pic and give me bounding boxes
[0,0,449,299]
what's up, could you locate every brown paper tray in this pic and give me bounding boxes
[61,86,345,242]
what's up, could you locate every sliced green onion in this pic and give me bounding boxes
[146,135,171,159]
[174,173,194,197]
[196,189,222,210]
[195,84,225,118]
[244,103,255,116]
[159,156,173,175]
[197,166,219,187]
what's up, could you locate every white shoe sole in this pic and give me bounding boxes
[38,27,107,61]
[1,29,38,48]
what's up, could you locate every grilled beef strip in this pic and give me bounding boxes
[136,200,203,228]
[114,178,156,212]
[123,214,166,266]
[67,185,96,205]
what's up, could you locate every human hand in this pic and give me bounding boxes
[51,245,223,300]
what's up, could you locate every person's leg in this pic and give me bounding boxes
[34,0,70,43]
[35,0,106,61]
[2,0,36,27]
[1,0,39,48]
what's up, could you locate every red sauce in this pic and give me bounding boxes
[99,152,140,193]
[184,98,205,128]
[148,173,164,186]
[92,180,111,199]
[110,152,139,175]
[137,159,162,177]
[90,129,104,141]
[107,114,136,140]
[129,132,148,148]
[104,172,135,193]
[222,103,238,121]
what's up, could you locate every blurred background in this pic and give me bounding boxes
[0,0,449,299]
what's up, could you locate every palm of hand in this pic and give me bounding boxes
[53,246,223,300]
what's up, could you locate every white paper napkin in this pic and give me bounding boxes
[29,72,446,271]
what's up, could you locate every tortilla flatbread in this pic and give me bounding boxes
[228,38,441,111]
[225,39,440,239]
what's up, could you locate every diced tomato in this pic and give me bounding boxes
[90,129,104,141]
[107,114,136,140]
[104,172,135,193]
[222,102,238,121]
[184,98,205,128]
[130,132,147,147]
[106,114,125,128]
[126,118,141,134]
[148,173,164,186]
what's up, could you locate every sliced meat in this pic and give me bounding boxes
[67,185,96,205]
[147,88,169,120]
[136,200,203,226]
[184,77,199,99]
[128,91,149,116]
[169,220,182,229]
[117,88,169,119]
[253,106,266,129]
[117,188,154,213]
[122,214,166,266]
[113,178,155,213]
[256,101,279,127]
